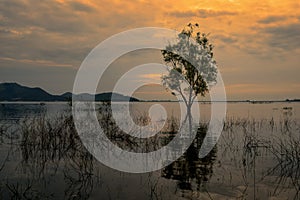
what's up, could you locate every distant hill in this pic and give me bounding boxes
[0,82,139,102]
[62,91,139,102]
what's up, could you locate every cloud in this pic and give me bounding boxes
[170,9,237,18]
[139,74,162,79]
[68,1,95,12]
[0,0,299,99]
[213,34,238,44]
[226,83,299,95]
[0,0,102,69]
[261,22,300,50]
[257,15,288,24]
[0,57,74,68]
[0,0,166,69]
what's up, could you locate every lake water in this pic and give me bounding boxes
[0,102,299,199]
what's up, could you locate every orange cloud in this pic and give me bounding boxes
[139,74,162,80]
[1,0,300,99]
[0,57,73,68]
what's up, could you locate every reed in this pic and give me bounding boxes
[0,105,299,199]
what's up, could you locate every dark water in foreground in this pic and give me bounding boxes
[0,102,299,199]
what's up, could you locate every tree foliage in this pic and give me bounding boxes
[162,23,217,108]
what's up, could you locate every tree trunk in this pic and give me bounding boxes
[187,104,192,139]
[187,87,193,139]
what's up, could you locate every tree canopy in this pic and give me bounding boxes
[162,23,218,108]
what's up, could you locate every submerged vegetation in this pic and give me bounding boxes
[0,103,299,199]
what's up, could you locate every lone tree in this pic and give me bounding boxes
[161,23,218,133]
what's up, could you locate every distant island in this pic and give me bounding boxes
[0,82,139,102]
[0,82,299,103]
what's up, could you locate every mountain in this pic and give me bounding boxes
[97,93,138,102]
[0,83,64,101]
[0,82,139,102]
[62,91,139,102]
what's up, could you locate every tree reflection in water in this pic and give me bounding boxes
[162,125,217,196]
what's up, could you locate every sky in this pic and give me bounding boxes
[0,0,300,100]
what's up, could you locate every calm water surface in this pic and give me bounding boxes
[0,102,299,199]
